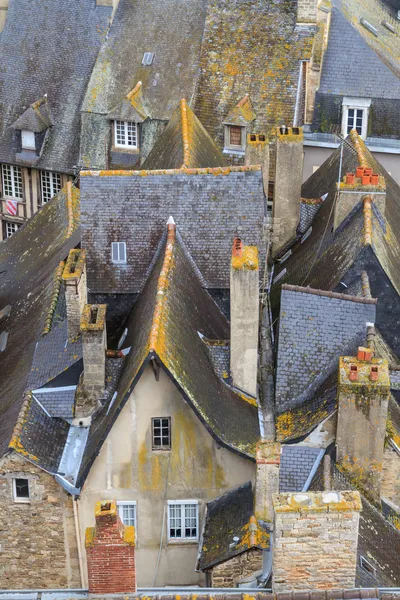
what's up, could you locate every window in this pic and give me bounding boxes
[41,171,61,204]
[117,501,136,528]
[224,125,245,152]
[21,130,36,150]
[360,555,376,577]
[168,500,198,540]
[2,164,23,199]
[5,222,20,238]
[341,97,371,140]
[111,242,127,264]
[142,52,154,66]
[152,417,171,450]
[347,108,364,136]
[114,120,138,149]
[13,478,30,503]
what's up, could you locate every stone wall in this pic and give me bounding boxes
[381,446,400,508]
[297,0,317,24]
[0,452,80,589]
[210,548,263,587]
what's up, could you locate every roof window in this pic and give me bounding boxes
[360,18,379,36]
[301,227,312,243]
[381,20,395,33]
[273,268,287,284]
[0,331,9,352]
[360,555,376,577]
[142,52,154,66]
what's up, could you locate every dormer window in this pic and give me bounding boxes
[21,130,35,151]
[223,94,255,155]
[114,120,138,149]
[341,97,371,140]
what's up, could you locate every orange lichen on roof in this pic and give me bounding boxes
[62,249,86,281]
[349,130,370,168]
[237,515,270,550]
[42,261,65,335]
[180,99,191,168]
[225,94,256,125]
[9,393,31,451]
[231,246,259,271]
[125,81,148,120]
[363,196,373,246]
[81,165,261,177]
[301,197,324,205]
[65,181,80,238]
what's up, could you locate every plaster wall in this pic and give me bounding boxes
[80,365,254,587]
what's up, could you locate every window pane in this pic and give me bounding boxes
[229,126,242,147]
[115,120,126,145]
[2,164,22,199]
[152,417,170,449]
[5,222,19,238]
[15,478,29,498]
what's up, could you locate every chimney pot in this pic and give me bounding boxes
[349,365,358,381]
[356,166,364,178]
[370,366,379,381]
[232,237,243,257]
[346,173,355,184]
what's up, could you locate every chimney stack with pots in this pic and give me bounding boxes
[62,249,87,342]
[230,238,259,397]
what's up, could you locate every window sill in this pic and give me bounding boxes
[223,148,245,156]
[13,499,31,504]
[112,146,140,154]
[167,538,199,545]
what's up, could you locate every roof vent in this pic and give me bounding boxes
[142,52,154,66]
[0,331,9,352]
[360,18,379,36]
[382,20,395,33]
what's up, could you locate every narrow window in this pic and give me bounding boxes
[5,222,20,238]
[2,164,23,199]
[360,555,376,577]
[229,125,243,147]
[117,501,136,528]
[111,242,127,264]
[152,417,171,450]
[114,120,138,149]
[13,478,30,502]
[40,171,62,204]
[21,130,36,151]
[168,500,198,540]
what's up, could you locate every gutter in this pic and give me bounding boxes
[73,498,85,589]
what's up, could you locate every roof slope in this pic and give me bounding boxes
[0,0,110,172]
[77,224,260,485]
[142,99,226,170]
[0,185,79,458]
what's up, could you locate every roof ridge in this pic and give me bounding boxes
[42,261,65,335]
[180,98,190,168]
[126,80,142,102]
[9,392,31,452]
[237,93,249,108]
[148,222,176,352]
[281,284,377,305]
[81,165,261,177]
[349,130,370,168]
[363,196,373,246]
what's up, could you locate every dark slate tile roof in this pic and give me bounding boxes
[298,198,324,235]
[0,187,79,458]
[390,370,400,390]
[77,226,260,485]
[279,446,324,493]
[80,167,265,293]
[319,6,400,99]
[205,342,230,380]
[275,285,376,413]
[0,0,110,173]
[142,100,226,170]
[33,388,76,420]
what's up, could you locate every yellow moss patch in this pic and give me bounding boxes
[123,525,136,546]
[231,246,259,270]
[85,527,96,548]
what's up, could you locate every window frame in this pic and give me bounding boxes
[114,120,139,150]
[2,164,23,200]
[40,171,62,205]
[5,221,20,238]
[167,500,199,542]
[341,97,371,140]
[21,130,36,151]
[359,555,376,577]
[13,477,30,503]
[116,500,137,538]
[224,124,246,153]
[152,417,171,451]
[111,241,127,264]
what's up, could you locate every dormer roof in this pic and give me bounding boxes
[106,81,150,123]
[11,97,53,132]
[223,94,256,127]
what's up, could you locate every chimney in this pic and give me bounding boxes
[296,0,318,24]
[62,249,87,342]
[336,350,390,504]
[272,127,303,254]
[273,490,361,592]
[254,441,281,524]
[85,500,136,594]
[76,304,107,418]
[245,134,270,198]
[334,171,385,232]
[230,239,259,397]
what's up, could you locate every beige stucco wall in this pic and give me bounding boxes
[80,365,255,587]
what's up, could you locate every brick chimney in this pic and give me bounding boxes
[254,441,281,524]
[85,500,136,594]
[272,127,303,254]
[336,349,390,503]
[273,490,361,592]
[75,304,107,418]
[230,238,259,397]
[296,0,318,24]
[62,249,87,342]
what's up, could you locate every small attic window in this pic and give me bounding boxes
[142,52,154,66]
[21,130,35,151]
[114,120,138,149]
[224,125,245,153]
[111,241,127,264]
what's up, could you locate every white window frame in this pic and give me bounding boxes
[114,120,138,149]
[5,221,20,238]
[40,171,62,204]
[111,241,127,264]
[116,501,137,537]
[167,500,199,542]
[2,164,23,199]
[341,97,371,140]
[13,477,30,503]
[223,124,246,153]
[21,130,36,151]
[152,417,171,450]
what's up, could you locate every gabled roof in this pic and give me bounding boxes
[223,94,256,127]
[77,223,260,485]
[142,99,226,170]
[0,184,80,459]
[106,81,150,123]
[12,97,53,132]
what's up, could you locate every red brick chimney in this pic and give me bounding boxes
[85,500,136,594]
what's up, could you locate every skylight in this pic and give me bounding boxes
[142,52,154,66]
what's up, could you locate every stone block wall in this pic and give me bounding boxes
[210,548,263,587]
[297,0,317,24]
[273,490,361,592]
[0,452,80,589]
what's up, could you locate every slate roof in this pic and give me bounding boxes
[0,0,110,173]
[298,198,324,235]
[33,387,76,420]
[142,100,226,170]
[12,97,53,133]
[0,185,79,459]
[77,224,260,485]
[279,446,325,493]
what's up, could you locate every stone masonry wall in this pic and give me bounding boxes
[297,0,317,24]
[0,452,80,589]
[273,491,361,592]
[211,548,263,588]
[381,446,400,508]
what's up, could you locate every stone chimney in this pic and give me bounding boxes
[254,441,281,524]
[230,238,259,397]
[272,127,303,254]
[273,490,361,592]
[334,171,386,232]
[85,500,136,594]
[336,349,390,503]
[62,249,87,342]
[296,0,318,24]
[245,134,270,199]
[76,304,107,418]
